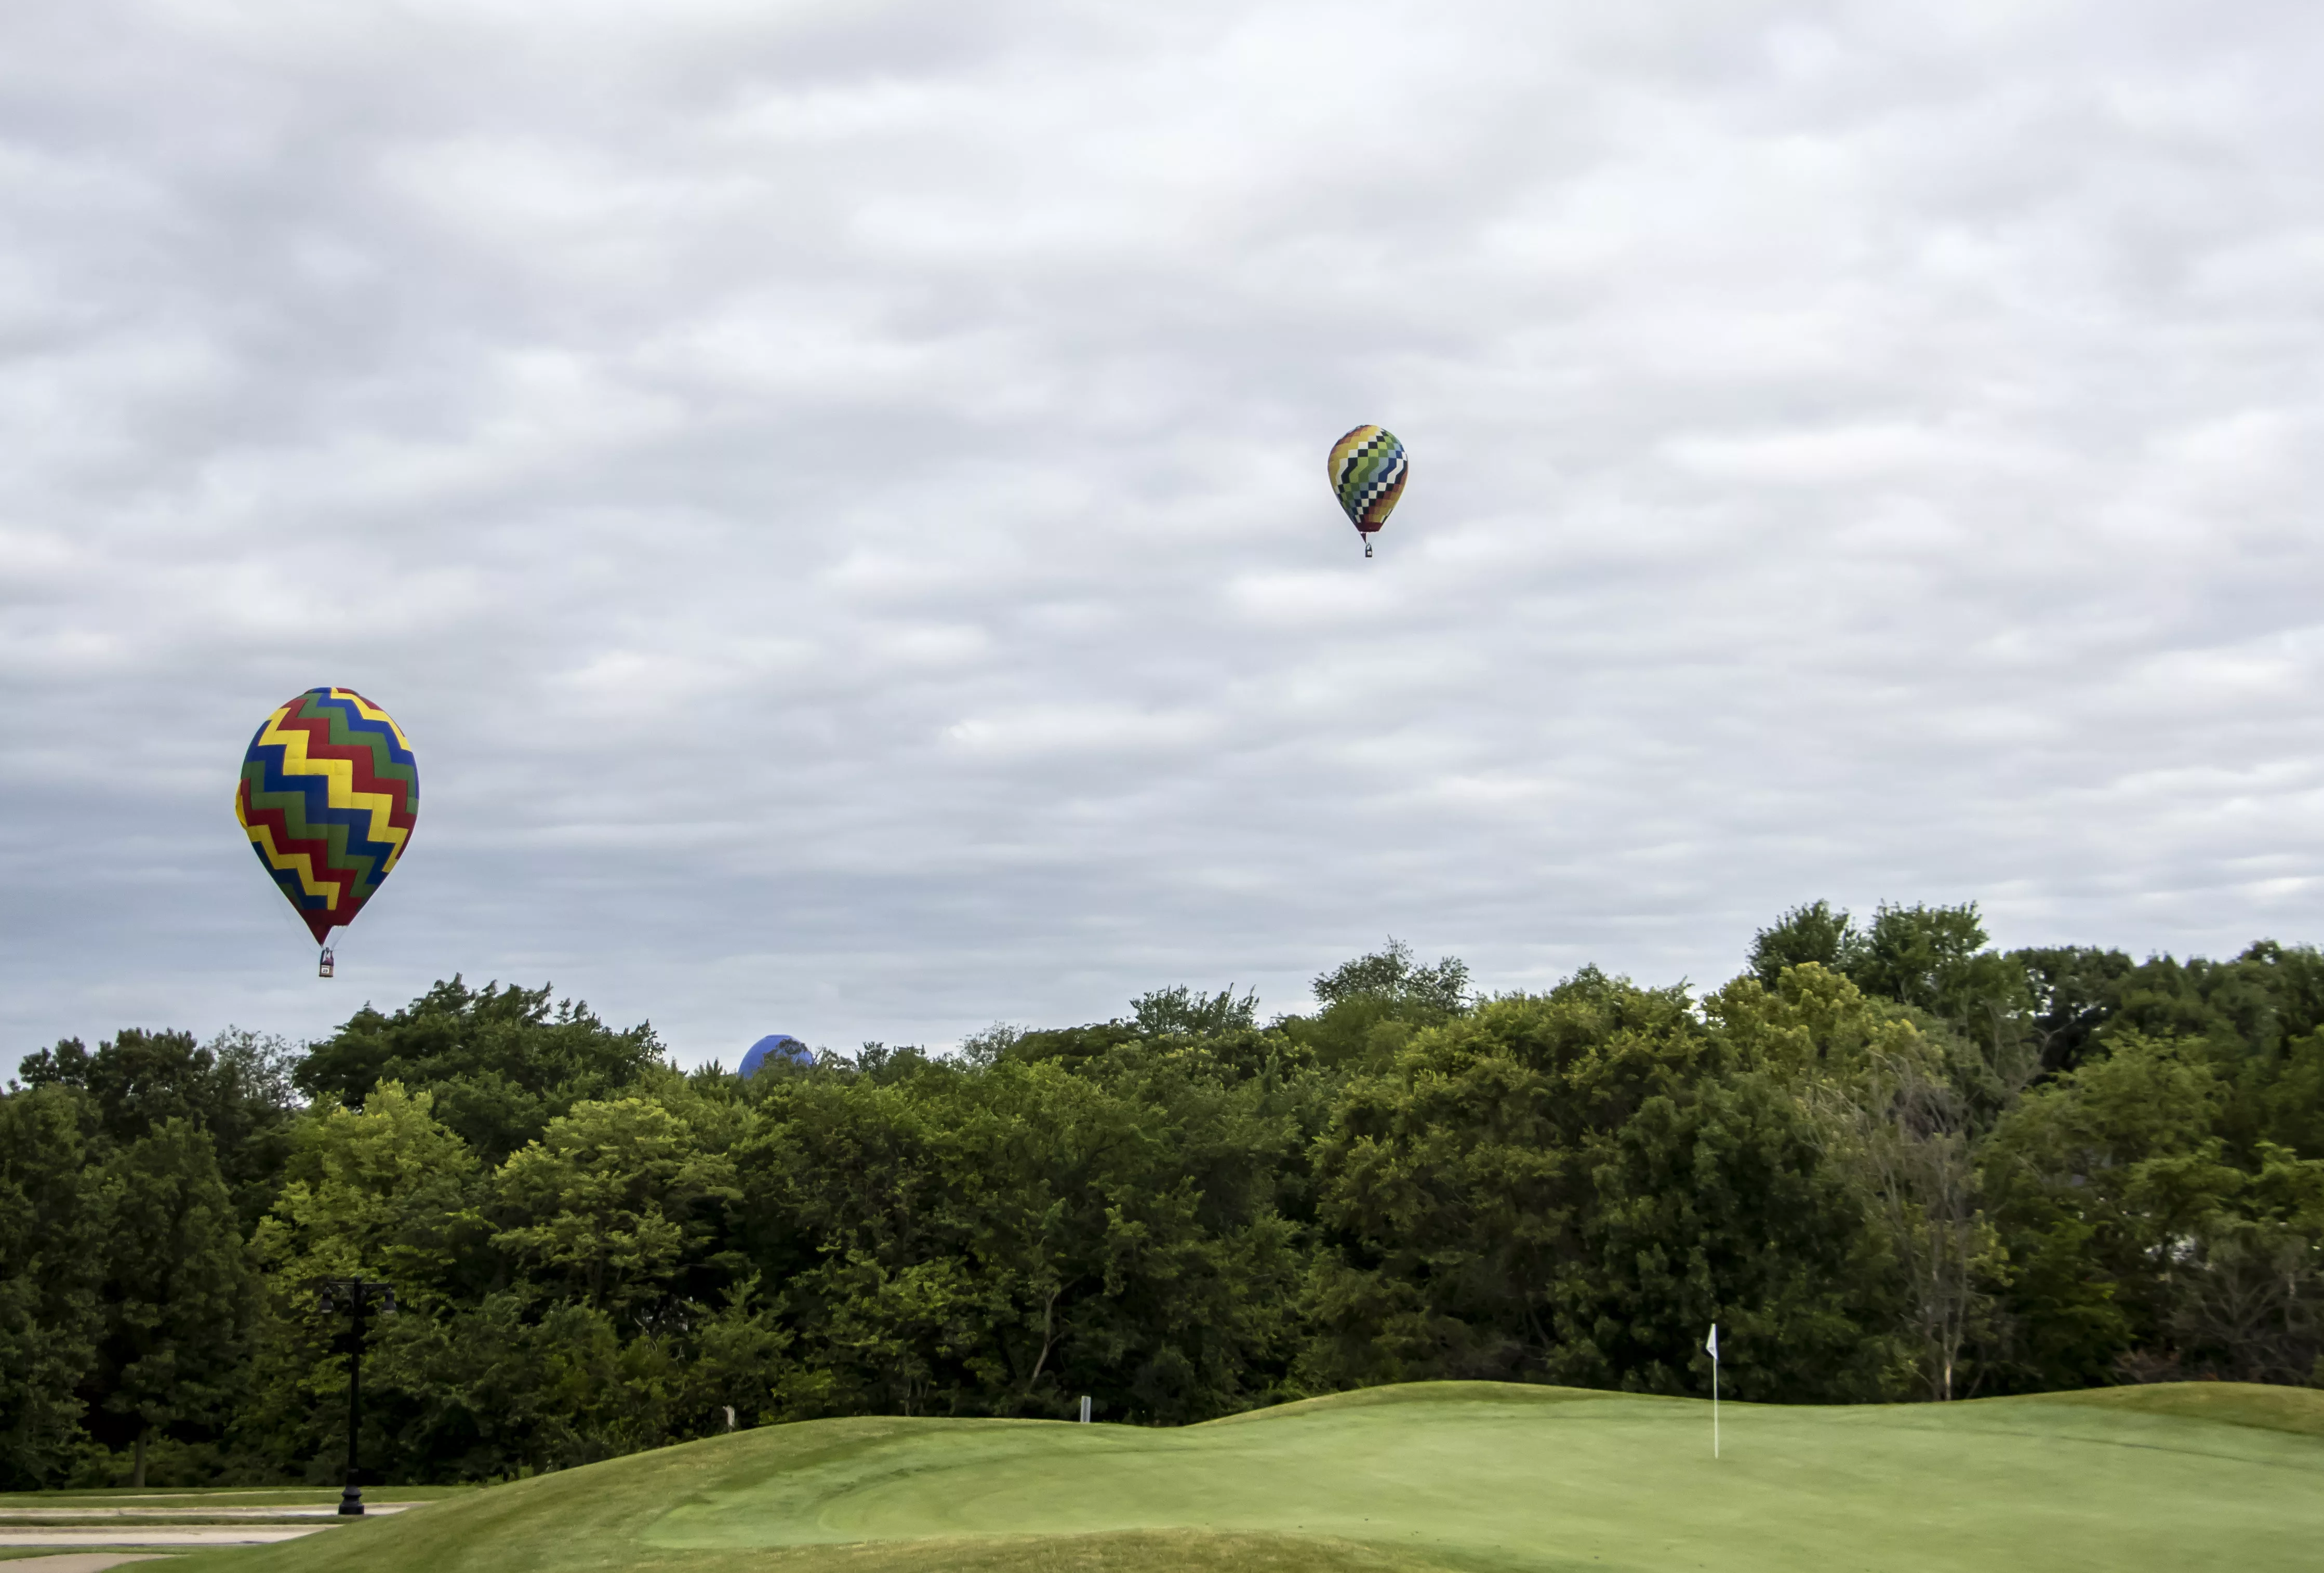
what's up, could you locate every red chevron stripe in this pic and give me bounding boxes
[241,793,364,908]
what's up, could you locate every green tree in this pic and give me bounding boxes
[490,1097,739,1316]
[1980,1029,2324,1389]
[1705,962,1920,1077]
[1847,903,2030,1035]
[1811,1050,2007,1400]
[1747,901,1865,986]
[2011,946,2135,1075]
[1719,962,2032,1398]
[1131,985,1259,1039]
[2101,942,2324,1072]
[1311,939,1470,1014]
[296,980,662,1163]
[89,1119,255,1486]
[0,1086,105,1487]
[254,1083,484,1300]
[733,1055,1302,1425]
[18,1028,300,1228]
[1980,1032,2233,1388]
[1279,942,1472,1072]
[1304,969,1899,1401]
[244,1083,485,1482]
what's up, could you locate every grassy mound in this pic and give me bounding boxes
[2037,1379,2324,1436]
[166,1383,2323,1573]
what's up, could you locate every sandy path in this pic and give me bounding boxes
[3,1509,410,1522]
[0,1529,330,1548]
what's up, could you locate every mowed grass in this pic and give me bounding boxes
[166,1382,2323,1573]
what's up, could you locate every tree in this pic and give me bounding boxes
[1131,985,1259,1039]
[0,1086,105,1487]
[1978,1032,2234,1389]
[254,1082,484,1300]
[1811,1053,2004,1400]
[1279,942,1473,1072]
[17,1028,300,1228]
[1304,969,1899,1401]
[296,979,663,1163]
[1311,939,1470,1014]
[89,1120,254,1486]
[1847,903,2030,1034]
[245,1083,485,1483]
[490,1097,739,1316]
[1747,901,1864,986]
[1979,1028,2324,1390]
[1705,962,1920,1078]
[1722,961,2030,1399]
[731,1055,1303,1426]
[2158,1202,2324,1386]
[2010,946,2135,1075]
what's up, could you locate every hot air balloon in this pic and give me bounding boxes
[739,1034,813,1076]
[235,688,418,976]
[1327,424,1408,557]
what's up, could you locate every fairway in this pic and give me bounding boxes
[170,1383,2323,1573]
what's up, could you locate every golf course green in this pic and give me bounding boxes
[168,1382,2323,1572]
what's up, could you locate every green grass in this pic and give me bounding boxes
[160,1382,2324,1573]
[2041,1380,2324,1435]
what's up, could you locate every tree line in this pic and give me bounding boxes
[4,902,2320,1488]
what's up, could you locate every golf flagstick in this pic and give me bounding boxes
[1706,1323,1719,1458]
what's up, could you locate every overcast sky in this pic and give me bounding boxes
[6,1,2323,1067]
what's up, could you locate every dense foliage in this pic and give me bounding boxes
[5,915,2321,1487]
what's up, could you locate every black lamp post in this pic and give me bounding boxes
[315,1277,395,1516]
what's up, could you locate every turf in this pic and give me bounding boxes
[160,1382,2324,1573]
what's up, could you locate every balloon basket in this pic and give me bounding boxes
[318,947,335,979]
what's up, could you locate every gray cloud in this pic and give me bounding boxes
[5,1,2324,1063]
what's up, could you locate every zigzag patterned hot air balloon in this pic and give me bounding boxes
[1327,424,1408,557]
[235,688,418,973]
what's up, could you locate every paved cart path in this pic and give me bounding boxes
[0,1530,331,1549]
[3,1510,413,1523]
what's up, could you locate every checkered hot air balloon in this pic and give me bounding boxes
[1327,424,1408,557]
[235,688,419,975]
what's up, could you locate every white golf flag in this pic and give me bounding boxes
[1706,1323,1721,1458]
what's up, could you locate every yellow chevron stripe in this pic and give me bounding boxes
[244,819,343,908]
[256,706,411,857]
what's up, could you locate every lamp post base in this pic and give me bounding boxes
[338,1485,365,1516]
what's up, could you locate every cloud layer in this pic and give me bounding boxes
[6,1,2323,1062]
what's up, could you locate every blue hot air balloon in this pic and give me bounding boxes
[739,1034,813,1076]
